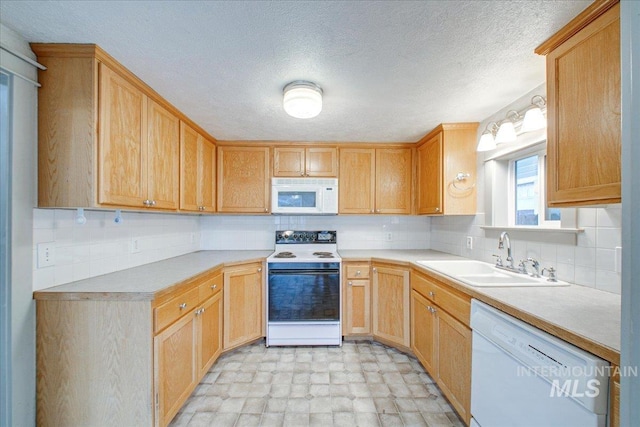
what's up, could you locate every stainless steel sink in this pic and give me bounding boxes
[416,260,568,287]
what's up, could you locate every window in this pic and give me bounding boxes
[510,153,561,227]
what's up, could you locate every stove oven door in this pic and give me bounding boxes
[267,266,340,322]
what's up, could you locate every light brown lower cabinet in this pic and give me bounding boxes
[35,269,224,427]
[342,262,371,336]
[372,263,410,349]
[223,262,264,351]
[410,270,471,425]
[154,272,223,426]
[609,365,620,427]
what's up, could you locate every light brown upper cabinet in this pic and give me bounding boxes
[339,147,412,214]
[536,0,621,206]
[32,44,211,211]
[416,123,478,215]
[180,122,216,213]
[217,145,271,213]
[273,146,337,177]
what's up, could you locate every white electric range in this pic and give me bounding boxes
[266,230,342,346]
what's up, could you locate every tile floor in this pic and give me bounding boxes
[170,340,464,427]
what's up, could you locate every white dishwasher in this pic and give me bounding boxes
[470,300,609,427]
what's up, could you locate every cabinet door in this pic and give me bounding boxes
[436,308,471,425]
[180,123,216,212]
[98,63,147,207]
[372,265,410,348]
[179,122,200,211]
[154,310,197,427]
[197,291,222,378]
[546,4,621,206]
[217,146,270,213]
[223,263,263,350]
[147,99,179,210]
[411,290,436,375]
[375,148,412,214]
[273,147,305,177]
[344,279,371,335]
[339,148,375,214]
[306,147,337,177]
[416,132,443,214]
[199,137,216,212]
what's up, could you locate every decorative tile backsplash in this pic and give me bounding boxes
[32,209,200,291]
[32,206,621,294]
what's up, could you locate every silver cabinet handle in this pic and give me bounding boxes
[178,303,187,310]
[428,291,435,297]
[210,284,217,290]
[370,209,374,213]
[150,200,156,207]
[258,267,262,272]
[264,208,268,213]
[143,199,151,206]
[372,268,377,273]
[348,281,353,286]
[434,207,440,212]
[355,270,361,276]
[376,209,381,213]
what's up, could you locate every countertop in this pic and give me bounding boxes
[33,248,621,364]
[32,250,272,301]
[340,249,621,364]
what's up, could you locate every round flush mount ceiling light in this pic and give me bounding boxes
[283,81,323,119]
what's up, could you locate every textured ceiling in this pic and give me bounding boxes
[0,0,590,142]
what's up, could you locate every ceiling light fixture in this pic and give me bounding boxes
[477,95,547,151]
[283,81,323,119]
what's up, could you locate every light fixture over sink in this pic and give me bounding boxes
[283,81,323,119]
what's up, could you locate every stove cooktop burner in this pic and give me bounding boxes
[313,251,335,258]
[273,252,296,258]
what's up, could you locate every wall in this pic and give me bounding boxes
[430,206,622,293]
[32,209,200,291]
[200,215,431,251]
[0,22,37,427]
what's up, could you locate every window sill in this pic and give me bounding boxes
[481,226,583,245]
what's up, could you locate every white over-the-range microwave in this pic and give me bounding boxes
[271,178,338,215]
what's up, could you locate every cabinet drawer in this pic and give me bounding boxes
[345,264,370,279]
[155,287,200,333]
[411,272,437,302]
[432,282,470,327]
[198,273,223,303]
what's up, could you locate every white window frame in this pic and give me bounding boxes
[507,150,560,228]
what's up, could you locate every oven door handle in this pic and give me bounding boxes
[268,270,339,275]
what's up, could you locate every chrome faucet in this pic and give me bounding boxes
[498,231,514,269]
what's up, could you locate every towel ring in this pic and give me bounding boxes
[451,172,475,191]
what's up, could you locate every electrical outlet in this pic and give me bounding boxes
[385,232,393,242]
[131,237,141,254]
[466,236,473,250]
[37,242,56,268]
[615,246,622,273]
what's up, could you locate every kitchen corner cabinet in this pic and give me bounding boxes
[339,147,412,214]
[416,123,478,215]
[372,263,410,348]
[223,262,264,350]
[217,146,271,213]
[32,44,197,211]
[180,122,216,213]
[410,269,471,425]
[342,262,371,336]
[536,0,621,206]
[273,146,337,177]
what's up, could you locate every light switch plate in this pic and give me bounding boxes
[37,242,56,268]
